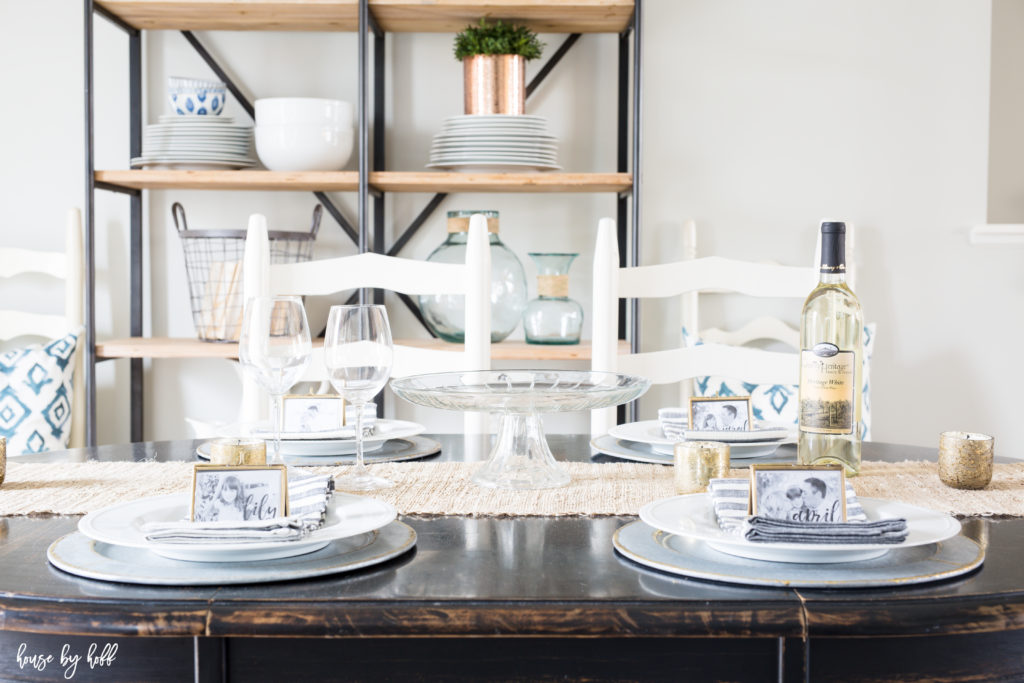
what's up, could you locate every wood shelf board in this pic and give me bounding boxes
[97,1,360,31]
[96,170,631,193]
[371,172,632,193]
[95,170,360,191]
[97,337,241,359]
[372,1,634,33]
[96,337,626,360]
[95,0,633,32]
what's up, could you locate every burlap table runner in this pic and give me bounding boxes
[2,460,1024,518]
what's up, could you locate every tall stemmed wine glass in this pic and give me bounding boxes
[324,304,394,491]
[238,296,312,462]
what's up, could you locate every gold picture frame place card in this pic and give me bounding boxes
[190,464,289,522]
[749,464,847,523]
[688,395,753,432]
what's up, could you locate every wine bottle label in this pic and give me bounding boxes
[799,344,856,435]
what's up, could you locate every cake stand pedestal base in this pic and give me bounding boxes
[471,412,571,490]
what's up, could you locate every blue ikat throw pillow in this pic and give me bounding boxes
[0,329,80,454]
[681,324,875,440]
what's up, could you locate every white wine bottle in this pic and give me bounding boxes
[798,222,863,475]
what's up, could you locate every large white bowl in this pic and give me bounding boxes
[255,124,353,171]
[255,98,353,127]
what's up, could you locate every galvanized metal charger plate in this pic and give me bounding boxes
[48,520,416,586]
[197,436,442,466]
[613,521,984,588]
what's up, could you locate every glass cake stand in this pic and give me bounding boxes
[390,370,650,490]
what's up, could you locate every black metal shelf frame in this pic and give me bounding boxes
[84,0,643,446]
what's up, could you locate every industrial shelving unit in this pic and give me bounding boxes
[84,0,642,445]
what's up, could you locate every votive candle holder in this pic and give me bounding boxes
[938,431,993,490]
[674,441,730,494]
[209,438,267,466]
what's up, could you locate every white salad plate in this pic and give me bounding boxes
[196,435,442,465]
[609,419,793,455]
[591,434,788,463]
[428,161,562,171]
[638,494,962,564]
[436,133,557,141]
[248,418,423,451]
[78,492,397,563]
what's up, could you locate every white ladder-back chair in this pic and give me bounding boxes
[694,220,856,351]
[241,212,492,434]
[591,217,819,437]
[0,209,85,448]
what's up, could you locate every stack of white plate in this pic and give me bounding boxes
[427,114,560,172]
[131,115,256,170]
[591,420,797,464]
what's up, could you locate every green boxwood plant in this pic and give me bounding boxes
[454,18,544,61]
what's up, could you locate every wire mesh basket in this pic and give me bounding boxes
[172,202,321,342]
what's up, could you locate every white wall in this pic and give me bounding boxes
[1,1,1013,455]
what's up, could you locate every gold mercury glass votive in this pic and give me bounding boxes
[209,438,267,466]
[938,431,993,490]
[674,441,730,494]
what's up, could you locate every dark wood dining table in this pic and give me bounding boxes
[0,436,1021,682]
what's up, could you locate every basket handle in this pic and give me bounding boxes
[309,204,323,238]
[171,202,189,233]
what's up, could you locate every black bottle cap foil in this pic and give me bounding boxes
[820,222,846,273]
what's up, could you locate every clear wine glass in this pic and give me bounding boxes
[238,296,312,463]
[324,304,394,491]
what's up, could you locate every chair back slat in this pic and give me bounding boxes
[270,253,467,297]
[234,212,493,435]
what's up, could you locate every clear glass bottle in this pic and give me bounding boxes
[418,211,528,343]
[798,222,863,475]
[523,253,584,345]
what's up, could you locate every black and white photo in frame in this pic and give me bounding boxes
[749,465,847,523]
[688,396,752,432]
[281,394,345,433]
[191,465,288,522]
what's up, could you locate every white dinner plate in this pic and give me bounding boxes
[197,435,442,465]
[591,434,788,463]
[146,129,251,137]
[49,521,417,586]
[132,157,256,166]
[434,134,557,142]
[249,419,425,455]
[132,162,256,170]
[142,148,252,155]
[158,114,239,124]
[431,150,557,158]
[134,151,254,159]
[427,161,562,171]
[609,420,793,450]
[78,492,396,563]
[638,494,962,564]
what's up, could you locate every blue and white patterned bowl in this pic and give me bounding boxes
[168,76,226,116]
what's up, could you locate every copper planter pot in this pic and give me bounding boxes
[463,54,526,115]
